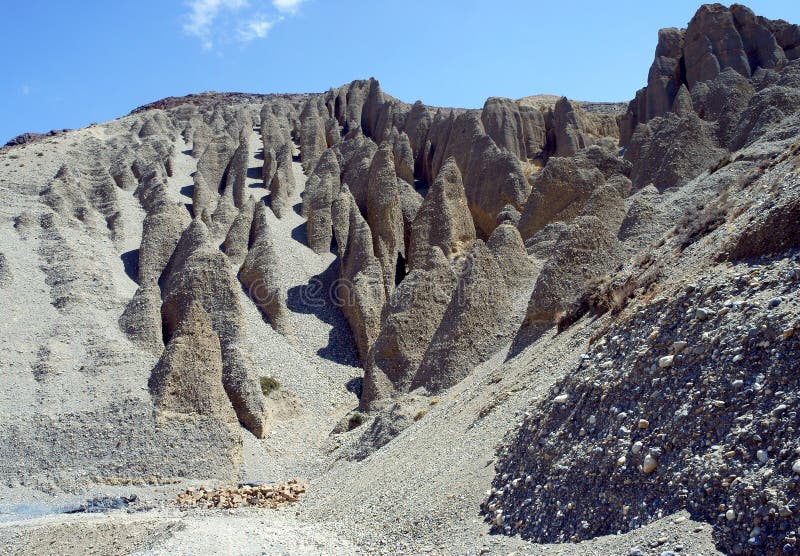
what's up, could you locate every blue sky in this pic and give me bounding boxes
[2,1,799,142]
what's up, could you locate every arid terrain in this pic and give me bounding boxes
[2,3,800,555]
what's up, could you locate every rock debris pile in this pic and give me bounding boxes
[176,480,306,510]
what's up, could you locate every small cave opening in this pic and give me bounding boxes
[395,252,407,286]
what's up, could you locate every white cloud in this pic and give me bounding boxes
[272,0,305,14]
[183,0,250,49]
[238,18,274,41]
[183,0,304,49]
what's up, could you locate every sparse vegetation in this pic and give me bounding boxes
[413,409,427,421]
[672,189,731,250]
[260,376,280,396]
[429,397,440,406]
[708,152,732,174]
[347,412,365,430]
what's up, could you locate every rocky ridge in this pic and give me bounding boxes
[1,3,800,554]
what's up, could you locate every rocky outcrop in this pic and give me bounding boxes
[423,110,530,237]
[345,394,429,460]
[223,130,249,209]
[618,184,660,247]
[138,204,192,283]
[553,97,587,157]
[723,188,800,260]
[482,97,527,160]
[304,149,340,254]
[239,203,290,335]
[361,247,456,410]
[109,146,138,191]
[119,280,163,355]
[519,105,548,161]
[403,100,433,175]
[397,178,423,256]
[339,191,386,363]
[514,216,623,350]
[407,158,475,270]
[149,301,238,423]
[269,142,296,218]
[338,132,377,212]
[161,219,268,438]
[300,99,328,174]
[486,223,535,293]
[552,97,620,157]
[40,165,95,226]
[582,182,628,235]
[118,200,191,354]
[197,132,238,193]
[620,3,800,146]
[517,157,606,239]
[730,62,800,150]
[366,143,404,294]
[209,194,239,242]
[131,137,174,184]
[325,117,342,148]
[330,186,353,259]
[626,108,725,190]
[260,108,290,185]
[191,170,217,219]
[411,240,516,394]
[222,196,257,266]
[387,128,414,185]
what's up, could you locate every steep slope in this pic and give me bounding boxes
[1,4,800,554]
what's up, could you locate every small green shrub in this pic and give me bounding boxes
[260,376,280,396]
[347,412,365,430]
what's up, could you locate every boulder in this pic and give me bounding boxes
[496,204,522,227]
